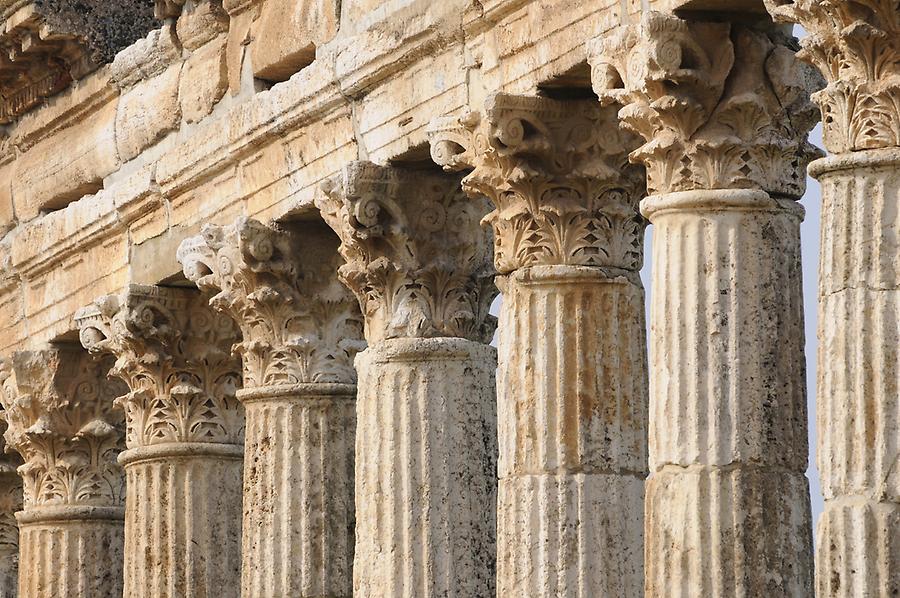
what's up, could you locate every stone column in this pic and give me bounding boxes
[0,412,21,598]
[590,12,823,596]
[177,218,365,598]
[763,2,900,595]
[316,162,498,598]
[76,285,244,598]
[429,94,650,597]
[0,347,126,597]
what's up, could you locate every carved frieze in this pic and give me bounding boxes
[0,347,125,509]
[316,162,497,345]
[0,1,156,123]
[588,11,823,198]
[177,218,364,388]
[765,0,900,153]
[76,285,244,448]
[428,93,647,274]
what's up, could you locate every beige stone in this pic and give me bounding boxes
[76,285,244,598]
[317,162,498,598]
[180,36,228,123]
[0,162,13,234]
[0,347,126,598]
[115,64,182,162]
[251,0,339,82]
[178,218,364,597]
[0,409,21,598]
[12,97,119,219]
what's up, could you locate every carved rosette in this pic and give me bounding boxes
[588,11,823,197]
[75,285,244,449]
[429,93,647,275]
[766,0,900,153]
[0,348,125,510]
[177,218,364,388]
[316,161,497,345]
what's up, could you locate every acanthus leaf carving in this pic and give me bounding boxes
[0,347,125,509]
[588,11,824,197]
[75,285,244,449]
[428,93,647,274]
[316,162,497,345]
[765,0,900,153]
[177,217,365,388]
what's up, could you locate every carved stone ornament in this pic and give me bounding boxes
[588,11,824,198]
[765,0,900,153]
[177,217,365,388]
[0,347,126,510]
[428,93,647,274]
[75,285,244,449]
[316,161,497,345]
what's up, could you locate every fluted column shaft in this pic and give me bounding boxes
[810,152,900,597]
[590,12,823,596]
[239,384,355,597]
[317,162,499,598]
[429,93,649,597]
[496,266,647,596]
[643,190,812,595]
[761,2,900,594]
[120,444,242,597]
[77,285,245,598]
[354,338,496,597]
[17,507,124,597]
[178,219,364,598]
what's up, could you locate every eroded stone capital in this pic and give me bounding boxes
[316,161,497,345]
[765,0,900,153]
[588,11,823,197]
[428,93,647,274]
[75,285,243,448]
[177,217,365,388]
[0,347,125,510]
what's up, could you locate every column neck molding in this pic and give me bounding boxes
[429,93,646,275]
[766,0,900,153]
[178,217,364,388]
[0,347,125,510]
[588,11,823,198]
[316,161,497,345]
[76,284,244,449]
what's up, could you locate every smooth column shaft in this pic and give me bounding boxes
[239,384,356,598]
[121,444,243,598]
[812,152,900,597]
[17,507,124,597]
[353,338,497,598]
[496,265,648,597]
[644,190,813,597]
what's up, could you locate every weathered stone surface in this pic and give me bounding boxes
[354,338,497,598]
[179,217,364,597]
[0,409,21,597]
[12,97,119,218]
[0,346,126,597]
[431,94,649,597]
[179,35,227,123]
[251,0,339,82]
[77,285,244,598]
[115,64,182,162]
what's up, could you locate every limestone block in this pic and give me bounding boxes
[0,162,13,233]
[12,97,119,219]
[115,63,183,162]
[180,36,228,123]
[250,0,339,82]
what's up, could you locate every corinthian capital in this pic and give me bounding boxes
[428,93,647,274]
[75,285,243,448]
[177,218,365,388]
[0,347,125,510]
[316,161,497,345]
[588,11,823,197]
[765,0,900,152]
